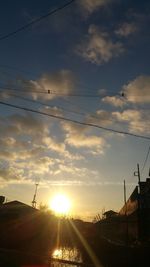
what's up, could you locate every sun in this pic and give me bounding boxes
[50,194,71,215]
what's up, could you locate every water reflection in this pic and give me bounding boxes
[52,247,82,267]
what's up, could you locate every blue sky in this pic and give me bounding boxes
[0,0,150,221]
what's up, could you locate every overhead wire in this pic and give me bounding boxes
[0,84,150,99]
[0,0,76,41]
[62,98,150,129]
[2,92,86,117]
[0,85,50,94]
[0,66,150,101]
[0,91,121,127]
[0,100,150,141]
[0,91,150,130]
[0,85,106,97]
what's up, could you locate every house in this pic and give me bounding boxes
[120,178,150,216]
[97,178,150,243]
[119,186,138,216]
[0,197,54,264]
[0,199,39,246]
[0,199,37,220]
[103,210,118,219]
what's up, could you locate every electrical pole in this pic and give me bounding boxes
[134,163,142,241]
[124,180,128,246]
[124,180,127,209]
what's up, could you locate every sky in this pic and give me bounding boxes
[0,0,150,221]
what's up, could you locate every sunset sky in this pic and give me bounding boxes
[0,0,150,221]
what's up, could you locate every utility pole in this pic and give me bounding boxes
[32,183,39,208]
[124,180,127,209]
[124,180,128,246]
[134,163,142,241]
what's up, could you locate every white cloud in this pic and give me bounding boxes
[53,164,100,184]
[113,109,150,134]
[10,113,49,136]
[123,75,150,104]
[0,70,75,102]
[79,0,112,15]
[0,110,88,185]
[87,110,113,126]
[62,121,106,154]
[26,157,55,175]
[66,133,105,148]
[77,25,124,64]
[102,96,126,107]
[42,136,66,154]
[41,106,64,117]
[59,164,80,174]
[29,70,75,100]
[115,22,137,37]
[101,75,150,108]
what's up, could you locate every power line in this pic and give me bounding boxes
[141,146,150,175]
[43,91,102,98]
[1,90,149,133]
[0,64,116,93]
[1,66,150,101]
[0,100,150,141]
[2,92,85,116]
[0,0,76,41]
[0,86,104,97]
[2,92,150,130]
[0,86,49,94]
[1,85,150,99]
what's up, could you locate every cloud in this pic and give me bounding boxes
[123,75,150,104]
[102,96,126,107]
[1,70,75,101]
[0,112,84,162]
[0,137,16,148]
[66,134,105,149]
[0,110,88,185]
[62,121,106,154]
[29,70,75,100]
[79,0,112,15]
[25,157,55,175]
[102,75,150,108]
[77,25,124,64]
[0,150,17,161]
[113,109,150,134]
[115,22,138,37]
[45,164,101,186]
[86,110,113,126]
[59,164,81,174]
[41,135,83,160]
[0,167,23,181]
[41,106,64,117]
[10,113,49,136]
[42,136,66,154]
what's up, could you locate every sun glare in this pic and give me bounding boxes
[50,194,71,215]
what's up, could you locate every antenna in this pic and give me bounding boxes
[32,182,39,208]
